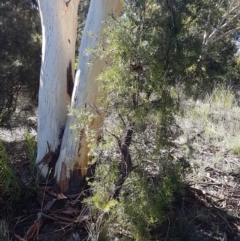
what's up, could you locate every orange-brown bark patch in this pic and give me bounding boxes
[56,162,69,193]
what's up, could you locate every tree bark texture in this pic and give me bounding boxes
[37,0,80,176]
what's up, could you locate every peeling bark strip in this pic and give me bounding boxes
[67,61,74,97]
[37,127,65,181]
[113,128,133,199]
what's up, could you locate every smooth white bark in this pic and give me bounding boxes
[55,0,122,191]
[37,0,79,176]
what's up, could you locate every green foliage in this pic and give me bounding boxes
[81,0,240,240]
[82,0,240,240]
[120,166,184,240]
[0,141,19,200]
[0,133,38,203]
[86,147,186,240]
[69,107,95,140]
[24,132,37,181]
[94,0,240,129]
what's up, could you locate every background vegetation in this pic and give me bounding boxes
[1,0,240,240]
[0,0,41,125]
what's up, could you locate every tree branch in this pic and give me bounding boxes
[211,26,240,44]
[206,3,240,45]
[113,128,133,199]
[222,3,240,21]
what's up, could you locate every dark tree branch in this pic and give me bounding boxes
[113,128,133,199]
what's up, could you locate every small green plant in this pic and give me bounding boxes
[0,140,19,200]
[24,132,37,179]
[22,132,39,199]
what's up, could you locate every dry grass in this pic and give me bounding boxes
[176,86,240,173]
[165,85,240,240]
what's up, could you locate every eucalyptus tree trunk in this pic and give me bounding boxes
[54,0,122,192]
[37,0,121,192]
[36,0,80,176]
